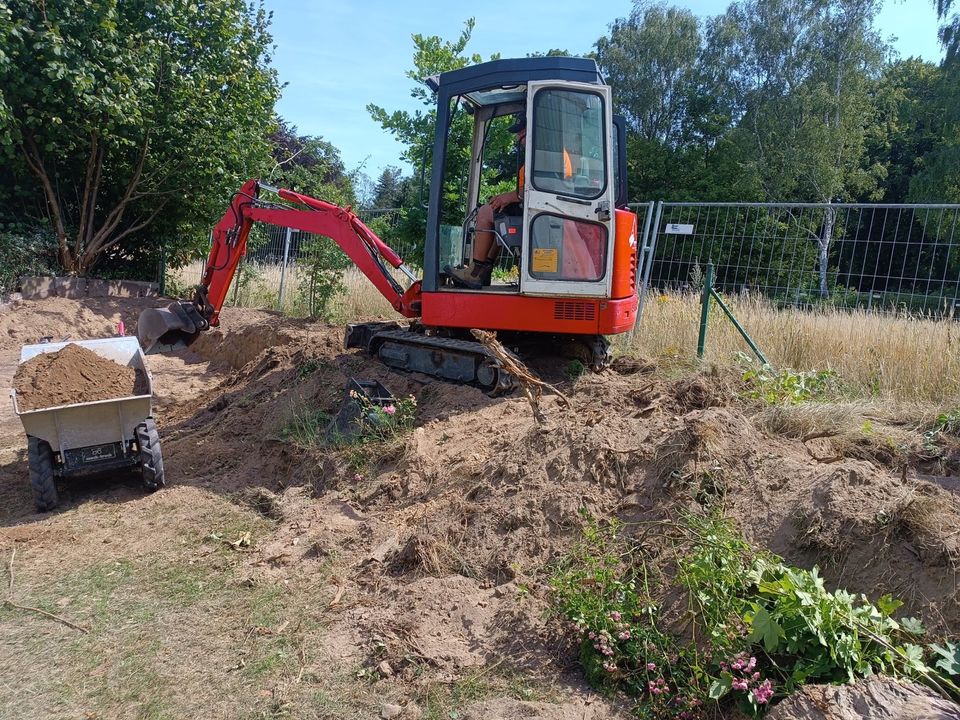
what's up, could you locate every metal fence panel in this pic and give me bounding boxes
[644,202,960,317]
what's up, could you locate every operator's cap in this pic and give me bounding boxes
[508,112,526,133]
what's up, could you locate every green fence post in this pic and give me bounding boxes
[710,289,772,368]
[697,262,714,359]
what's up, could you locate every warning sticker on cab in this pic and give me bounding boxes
[532,248,559,273]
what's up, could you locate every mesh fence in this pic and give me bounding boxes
[169,208,407,315]
[638,202,960,317]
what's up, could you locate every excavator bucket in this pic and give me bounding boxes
[136,301,208,354]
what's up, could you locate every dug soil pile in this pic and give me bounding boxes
[13,342,146,411]
[2,297,960,719]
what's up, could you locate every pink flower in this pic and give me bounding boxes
[588,631,596,640]
[383,405,397,415]
[752,679,774,704]
[609,611,621,622]
[618,631,631,640]
[646,662,656,671]
[746,656,757,671]
[732,678,749,692]
[353,473,363,482]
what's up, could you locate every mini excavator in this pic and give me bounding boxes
[137,57,640,393]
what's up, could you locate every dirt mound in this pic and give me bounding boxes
[0,296,161,350]
[155,311,960,634]
[4,298,960,719]
[13,343,146,411]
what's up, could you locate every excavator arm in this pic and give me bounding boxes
[137,180,422,353]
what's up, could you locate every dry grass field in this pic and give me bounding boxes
[170,261,960,405]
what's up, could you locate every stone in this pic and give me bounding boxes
[54,276,86,299]
[767,675,960,720]
[380,703,402,719]
[377,660,394,677]
[19,276,56,300]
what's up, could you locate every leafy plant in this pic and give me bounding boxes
[738,354,837,404]
[295,235,352,319]
[348,389,417,443]
[551,514,957,718]
[279,405,332,449]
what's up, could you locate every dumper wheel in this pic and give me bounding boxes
[136,419,165,491]
[28,436,58,512]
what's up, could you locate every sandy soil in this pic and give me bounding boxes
[1,296,959,719]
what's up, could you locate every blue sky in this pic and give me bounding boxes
[263,0,944,181]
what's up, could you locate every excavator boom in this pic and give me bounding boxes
[137,180,421,353]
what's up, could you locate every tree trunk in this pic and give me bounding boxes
[819,203,835,298]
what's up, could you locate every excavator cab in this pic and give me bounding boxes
[420,57,637,338]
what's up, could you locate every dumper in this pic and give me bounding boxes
[10,336,164,511]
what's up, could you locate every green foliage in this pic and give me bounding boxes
[279,406,332,449]
[552,515,957,717]
[0,224,58,296]
[550,519,710,718]
[924,409,960,447]
[367,19,505,244]
[347,390,417,444]
[294,236,352,320]
[738,354,838,404]
[266,119,356,206]
[0,0,280,273]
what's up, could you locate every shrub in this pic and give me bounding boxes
[551,515,956,718]
[0,225,57,296]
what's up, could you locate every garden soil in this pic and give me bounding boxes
[13,342,146,412]
[1,296,959,718]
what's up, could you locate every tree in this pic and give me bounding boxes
[0,0,279,274]
[367,19,496,259]
[938,0,960,65]
[711,0,887,295]
[595,4,702,146]
[371,166,405,208]
[267,119,355,206]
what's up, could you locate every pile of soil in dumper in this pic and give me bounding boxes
[5,298,960,718]
[13,343,146,411]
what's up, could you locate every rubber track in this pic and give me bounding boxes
[370,329,516,393]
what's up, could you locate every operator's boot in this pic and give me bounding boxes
[445,259,494,290]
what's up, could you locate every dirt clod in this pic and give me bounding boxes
[13,343,146,412]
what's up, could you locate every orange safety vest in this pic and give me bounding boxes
[517,149,573,195]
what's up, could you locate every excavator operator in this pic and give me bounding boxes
[447,113,527,289]
[447,111,575,289]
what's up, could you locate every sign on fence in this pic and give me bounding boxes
[665,223,695,235]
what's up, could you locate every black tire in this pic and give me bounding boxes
[136,418,165,491]
[28,436,58,512]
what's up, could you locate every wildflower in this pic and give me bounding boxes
[752,679,774,705]
[588,631,596,640]
[353,473,363,482]
[602,661,617,673]
[383,405,397,415]
[609,611,621,622]
[646,662,656,671]
[752,671,761,681]
[746,656,757,672]
[618,630,631,640]
[732,678,748,692]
